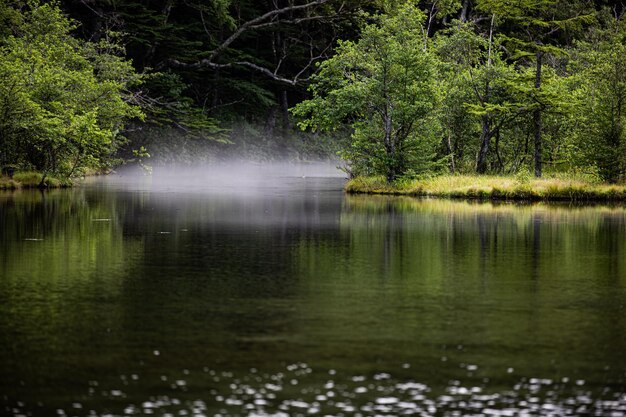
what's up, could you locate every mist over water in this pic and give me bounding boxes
[108,161,346,194]
[2,161,626,416]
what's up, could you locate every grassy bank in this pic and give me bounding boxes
[0,172,72,190]
[346,175,626,201]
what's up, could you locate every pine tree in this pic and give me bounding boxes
[477,0,594,176]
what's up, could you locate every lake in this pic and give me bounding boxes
[1,165,625,417]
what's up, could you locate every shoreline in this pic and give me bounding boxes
[0,172,72,190]
[345,175,626,202]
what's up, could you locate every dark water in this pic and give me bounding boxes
[1,169,625,417]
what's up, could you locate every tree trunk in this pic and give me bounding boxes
[476,115,491,174]
[459,0,469,23]
[493,128,504,172]
[280,90,291,131]
[426,3,436,38]
[38,168,48,189]
[616,61,624,178]
[265,107,277,137]
[384,113,396,182]
[534,52,543,178]
[0,132,5,168]
[144,0,174,68]
[445,133,456,174]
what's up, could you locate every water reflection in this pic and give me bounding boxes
[0,186,625,416]
[302,196,626,381]
[5,363,626,417]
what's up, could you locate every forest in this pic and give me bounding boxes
[0,0,625,185]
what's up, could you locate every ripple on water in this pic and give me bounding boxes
[3,362,626,417]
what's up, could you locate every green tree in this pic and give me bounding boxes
[423,0,463,36]
[0,2,141,183]
[568,12,626,182]
[293,3,439,182]
[436,21,528,174]
[63,0,379,159]
[477,0,594,177]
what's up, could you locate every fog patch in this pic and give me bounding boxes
[105,160,346,194]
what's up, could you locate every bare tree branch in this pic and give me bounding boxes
[247,15,330,31]
[293,38,334,81]
[170,59,302,85]
[170,1,344,86]
[168,0,337,86]
[207,0,331,62]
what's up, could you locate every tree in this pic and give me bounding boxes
[423,0,463,37]
[436,20,528,174]
[292,3,439,182]
[477,0,594,177]
[65,0,379,153]
[0,2,141,182]
[567,9,626,182]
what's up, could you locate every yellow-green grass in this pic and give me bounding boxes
[345,175,626,201]
[0,172,72,190]
[0,176,20,190]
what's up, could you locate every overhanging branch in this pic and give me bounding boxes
[170,59,301,85]
[171,0,334,86]
[207,0,331,62]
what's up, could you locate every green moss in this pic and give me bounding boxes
[345,175,626,202]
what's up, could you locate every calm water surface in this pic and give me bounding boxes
[1,166,625,416]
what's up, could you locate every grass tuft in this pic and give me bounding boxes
[1,172,72,190]
[345,174,626,202]
[0,176,20,190]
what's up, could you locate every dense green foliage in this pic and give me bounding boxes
[296,0,626,182]
[62,0,374,163]
[0,1,141,183]
[293,4,441,181]
[1,0,625,183]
